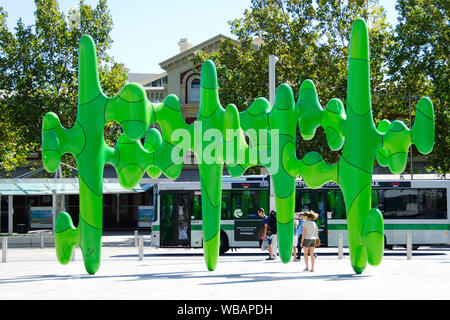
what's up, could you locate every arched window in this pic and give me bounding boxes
[189,78,200,102]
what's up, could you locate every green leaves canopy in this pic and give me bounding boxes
[191,0,393,166]
[0,0,127,174]
[191,0,448,174]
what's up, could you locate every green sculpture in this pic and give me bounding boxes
[42,19,434,275]
[284,19,434,273]
[42,35,153,274]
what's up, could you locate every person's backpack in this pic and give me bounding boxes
[268,210,277,234]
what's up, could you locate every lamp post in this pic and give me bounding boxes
[68,6,81,30]
[268,55,278,212]
[409,91,413,179]
[268,55,279,105]
[403,91,417,179]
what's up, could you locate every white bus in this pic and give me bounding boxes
[149,174,449,253]
[325,175,449,249]
[151,176,270,254]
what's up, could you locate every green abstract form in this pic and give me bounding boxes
[42,19,434,274]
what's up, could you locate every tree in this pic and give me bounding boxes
[191,0,393,166]
[0,0,127,175]
[387,0,449,174]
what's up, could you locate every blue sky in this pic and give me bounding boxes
[0,0,398,74]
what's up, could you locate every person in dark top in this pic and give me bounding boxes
[258,208,275,260]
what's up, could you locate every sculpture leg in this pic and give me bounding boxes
[363,207,384,266]
[343,183,375,274]
[55,211,79,265]
[54,175,103,275]
[78,178,103,275]
[273,188,295,263]
[199,163,223,271]
[271,136,296,264]
[54,179,102,275]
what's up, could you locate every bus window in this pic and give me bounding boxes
[231,189,269,219]
[382,188,419,219]
[418,189,447,219]
[303,192,310,208]
[247,190,268,219]
[372,189,380,209]
[221,190,231,219]
[295,192,312,212]
[324,189,346,219]
[192,193,202,220]
[161,193,174,242]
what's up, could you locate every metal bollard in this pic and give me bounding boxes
[134,230,138,247]
[138,235,144,261]
[338,233,344,259]
[2,237,7,263]
[406,232,412,260]
[40,232,44,249]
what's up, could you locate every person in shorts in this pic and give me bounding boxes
[300,210,319,272]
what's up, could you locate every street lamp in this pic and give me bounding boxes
[269,55,279,105]
[68,6,81,30]
[268,54,278,214]
[402,91,418,179]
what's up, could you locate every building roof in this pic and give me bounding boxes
[159,34,234,70]
[128,72,167,87]
[127,73,159,84]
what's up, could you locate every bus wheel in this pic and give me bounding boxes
[220,231,229,255]
[412,245,420,250]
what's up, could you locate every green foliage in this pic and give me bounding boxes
[388,0,449,174]
[191,0,393,166]
[191,0,447,174]
[0,0,127,175]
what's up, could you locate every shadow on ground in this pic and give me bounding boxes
[0,269,369,287]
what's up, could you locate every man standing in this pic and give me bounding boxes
[257,208,275,260]
[295,212,304,261]
[268,210,278,260]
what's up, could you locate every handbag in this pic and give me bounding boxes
[261,239,268,251]
[315,238,321,247]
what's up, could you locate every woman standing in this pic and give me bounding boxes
[300,211,319,272]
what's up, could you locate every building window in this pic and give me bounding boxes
[189,78,200,102]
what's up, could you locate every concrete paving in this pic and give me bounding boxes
[0,234,449,300]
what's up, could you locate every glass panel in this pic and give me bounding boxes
[221,190,231,219]
[315,192,326,232]
[372,189,380,209]
[326,189,346,219]
[161,193,174,243]
[418,189,446,219]
[230,189,269,219]
[295,191,312,212]
[295,190,328,244]
[192,192,202,220]
[177,194,190,242]
[382,188,419,218]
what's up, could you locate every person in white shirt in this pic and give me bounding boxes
[300,211,319,272]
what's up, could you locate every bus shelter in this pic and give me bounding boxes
[0,178,155,234]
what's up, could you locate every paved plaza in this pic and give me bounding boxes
[0,233,449,300]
